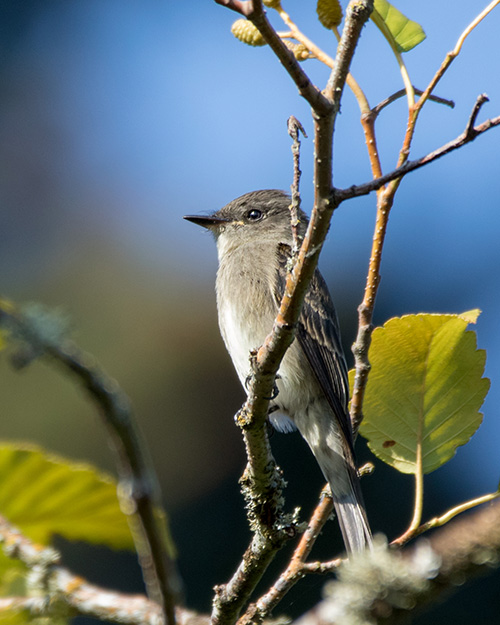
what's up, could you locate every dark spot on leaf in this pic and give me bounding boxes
[383,440,396,448]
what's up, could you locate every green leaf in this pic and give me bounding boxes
[0,444,133,550]
[372,0,426,53]
[357,312,490,474]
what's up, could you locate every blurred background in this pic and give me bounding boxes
[1,0,499,622]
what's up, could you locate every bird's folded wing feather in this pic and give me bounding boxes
[275,244,354,452]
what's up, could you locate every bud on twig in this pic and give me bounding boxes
[284,41,310,61]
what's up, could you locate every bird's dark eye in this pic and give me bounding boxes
[246,209,263,221]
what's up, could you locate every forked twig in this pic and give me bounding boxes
[238,487,337,624]
[336,96,500,203]
[372,87,455,118]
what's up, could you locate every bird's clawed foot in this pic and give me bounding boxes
[245,374,280,401]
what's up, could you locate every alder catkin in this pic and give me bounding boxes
[231,19,266,47]
[284,41,310,61]
[316,0,343,29]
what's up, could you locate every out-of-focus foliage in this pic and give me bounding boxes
[0,444,133,549]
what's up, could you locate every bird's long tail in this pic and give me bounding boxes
[296,413,372,554]
[332,472,372,554]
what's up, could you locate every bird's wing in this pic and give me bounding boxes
[275,244,354,450]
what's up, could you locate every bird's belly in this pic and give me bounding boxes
[218,302,268,385]
[218,295,318,434]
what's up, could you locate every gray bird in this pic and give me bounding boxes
[184,189,372,553]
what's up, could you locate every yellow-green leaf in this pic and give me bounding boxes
[357,313,490,474]
[458,308,481,324]
[372,0,426,53]
[0,444,133,550]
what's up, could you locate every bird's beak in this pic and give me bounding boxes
[183,215,229,229]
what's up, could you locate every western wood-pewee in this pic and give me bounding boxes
[184,189,371,553]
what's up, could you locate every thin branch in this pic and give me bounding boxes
[0,304,181,625]
[350,93,497,432]
[294,501,500,625]
[392,488,500,548]
[240,463,372,622]
[211,465,298,625]
[332,25,371,114]
[241,1,333,114]
[0,514,59,569]
[336,101,500,203]
[372,87,455,118]
[275,8,371,114]
[287,115,307,252]
[348,103,499,423]
[464,92,490,137]
[0,588,207,625]
[288,488,334,567]
[277,5,337,69]
[325,1,374,105]
[238,488,335,624]
[360,112,383,184]
[418,0,500,114]
[349,3,500,435]
[413,501,500,619]
[399,0,499,167]
[0,513,205,625]
[301,558,342,575]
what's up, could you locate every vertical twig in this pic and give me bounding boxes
[350,188,394,435]
[287,115,307,253]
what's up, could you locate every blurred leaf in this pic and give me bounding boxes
[372,0,426,52]
[0,611,40,625]
[0,444,133,550]
[0,557,32,625]
[357,312,490,474]
[0,604,68,625]
[0,300,15,352]
[0,554,26,597]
